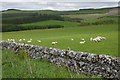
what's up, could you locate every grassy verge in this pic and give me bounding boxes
[2,49,100,78]
[20,20,80,28]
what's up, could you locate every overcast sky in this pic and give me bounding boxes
[0,0,119,11]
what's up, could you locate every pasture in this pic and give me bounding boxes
[2,24,118,57]
[2,49,100,78]
[20,20,80,28]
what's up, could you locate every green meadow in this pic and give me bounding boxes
[2,24,118,57]
[20,20,80,28]
[2,49,101,78]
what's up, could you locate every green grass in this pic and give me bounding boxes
[2,49,100,78]
[20,20,80,28]
[61,8,118,20]
[80,16,118,25]
[61,14,105,20]
[2,24,118,57]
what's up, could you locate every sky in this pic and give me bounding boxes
[0,0,119,11]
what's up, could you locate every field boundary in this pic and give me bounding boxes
[0,41,120,79]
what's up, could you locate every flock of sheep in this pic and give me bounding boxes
[6,36,106,46]
[72,36,106,44]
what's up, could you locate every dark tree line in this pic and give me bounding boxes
[2,13,65,32]
[2,13,64,24]
[2,24,64,32]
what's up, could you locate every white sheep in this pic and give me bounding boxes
[81,38,85,41]
[8,39,10,41]
[23,38,26,41]
[30,38,32,40]
[102,37,106,40]
[71,38,74,41]
[90,36,106,42]
[52,41,58,45]
[80,41,86,44]
[12,39,15,42]
[27,40,31,43]
[91,37,101,42]
[8,39,15,42]
[19,39,22,42]
[37,40,41,43]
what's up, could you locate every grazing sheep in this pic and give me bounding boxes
[12,39,15,42]
[90,37,93,41]
[8,39,15,42]
[81,38,85,41]
[19,39,22,42]
[102,37,106,40]
[30,38,32,41]
[91,37,101,42]
[90,36,106,42]
[52,41,58,45]
[23,38,26,41]
[71,38,74,41]
[7,39,10,41]
[80,41,86,44]
[37,40,41,43]
[27,40,31,43]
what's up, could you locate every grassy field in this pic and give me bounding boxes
[2,24,118,57]
[2,49,101,78]
[20,20,80,28]
[61,14,105,20]
[80,16,118,25]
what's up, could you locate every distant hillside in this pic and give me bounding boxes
[62,7,119,20]
[2,6,119,14]
[2,6,119,32]
[2,9,21,12]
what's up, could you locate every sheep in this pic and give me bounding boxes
[19,39,22,42]
[7,39,10,41]
[23,38,26,41]
[80,41,86,44]
[90,37,101,42]
[8,39,15,42]
[71,38,74,41]
[96,36,102,40]
[90,37,93,41]
[12,39,15,42]
[30,38,32,41]
[101,37,106,40]
[27,40,31,43]
[81,38,85,41]
[90,36,106,42]
[52,41,58,45]
[37,40,41,43]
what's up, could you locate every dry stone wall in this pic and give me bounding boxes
[0,41,120,79]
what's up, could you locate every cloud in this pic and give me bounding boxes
[1,2,118,11]
[0,0,119,2]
